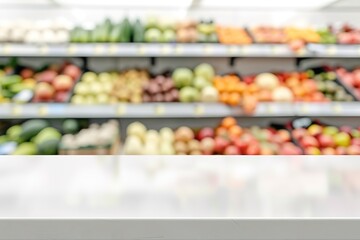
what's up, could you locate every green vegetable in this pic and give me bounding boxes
[12,142,37,155]
[37,139,60,155]
[19,120,49,142]
[6,125,22,141]
[62,119,80,134]
[133,19,144,42]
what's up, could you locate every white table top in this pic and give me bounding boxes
[1,155,360,239]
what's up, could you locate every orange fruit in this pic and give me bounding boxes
[216,126,228,137]
[220,92,229,103]
[229,125,243,137]
[221,117,237,129]
[228,92,241,106]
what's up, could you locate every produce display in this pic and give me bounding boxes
[145,17,177,43]
[59,120,120,155]
[216,26,252,44]
[143,75,179,103]
[336,67,360,100]
[0,119,119,155]
[334,24,360,44]
[0,19,70,44]
[123,117,303,155]
[0,61,81,103]
[291,120,360,155]
[250,26,287,43]
[0,119,62,155]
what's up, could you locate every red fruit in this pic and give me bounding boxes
[63,64,81,80]
[214,137,230,154]
[53,75,73,92]
[245,143,260,155]
[277,129,291,143]
[243,76,254,84]
[318,134,335,148]
[36,70,58,84]
[341,73,355,86]
[260,147,275,155]
[335,146,347,155]
[224,145,240,155]
[54,91,68,102]
[35,82,55,100]
[197,127,215,141]
[305,146,321,155]
[300,135,319,148]
[340,126,352,134]
[279,143,302,155]
[233,138,248,154]
[20,68,34,79]
[289,39,305,52]
[322,147,336,155]
[292,128,307,140]
[351,138,360,146]
[353,69,360,87]
[347,145,360,155]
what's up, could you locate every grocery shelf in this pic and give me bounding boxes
[307,43,360,58]
[1,102,360,118]
[0,43,308,57]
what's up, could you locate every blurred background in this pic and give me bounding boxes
[0,0,360,156]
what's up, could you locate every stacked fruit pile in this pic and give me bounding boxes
[123,117,303,155]
[334,24,360,44]
[143,75,179,103]
[0,62,81,103]
[0,120,62,155]
[33,63,81,103]
[59,120,120,155]
[292,123,360,155]
[336,67,360,99]
[172,63,219,103]
[216,26,252,44]
[250,26,287,43]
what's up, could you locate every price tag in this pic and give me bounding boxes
[228,46,239,54]
[116,104,127,116]
[241,46,249,54]
[3,44,11,54]
[40,45,49,55]
[175,45,183,54]
[301,104,309,114]
[94,45,105,55]
[204,45,213,54]
[332,103,342,114]
[138,45,147,55]
[11,105,22,116]
[155,105,165,115]
[271,45,281,54]
[38,106,48,116]
[267,105,275,114]
[161,45,171,55]
[327,46,337,55]
[194,105,205,116]
[109,44,118,55]
[297,48,306,56]
[67,45,77,54]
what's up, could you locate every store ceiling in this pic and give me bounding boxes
[0,0,360,10]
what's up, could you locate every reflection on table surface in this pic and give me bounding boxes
[1,155,360,218]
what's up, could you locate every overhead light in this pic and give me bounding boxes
[199,0,334,9]
[56,0,192,8]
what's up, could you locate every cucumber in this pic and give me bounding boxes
[133,19,144,43]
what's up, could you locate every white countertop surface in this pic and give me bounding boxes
[1,155,360,239]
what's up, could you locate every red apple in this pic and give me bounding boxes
[233,138,247,154]
[279,142,302,155]
[305,146,321,155]
[200,137,215,154]
[197,127,215,141]
[260,145,275,155]
[347,145,360,155]
[53,75,73,92]
[245,143,260,155]
[20,68,34,79]
[63,64,81,81]
[35,82,55,100]
[277,129,291,143]
[335,146,347,155]
[214,137,230,154]
[318,134,335,148]
[54,91,68,102]
[224,145,240,155]
[322,147,336,155]
[351,138,360,146]
[340,126,353,134]
[35,70,58,84]
[341,73,355,86]
[292,128,307,140]
[300,135,319,148]
[308,124,323,136]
